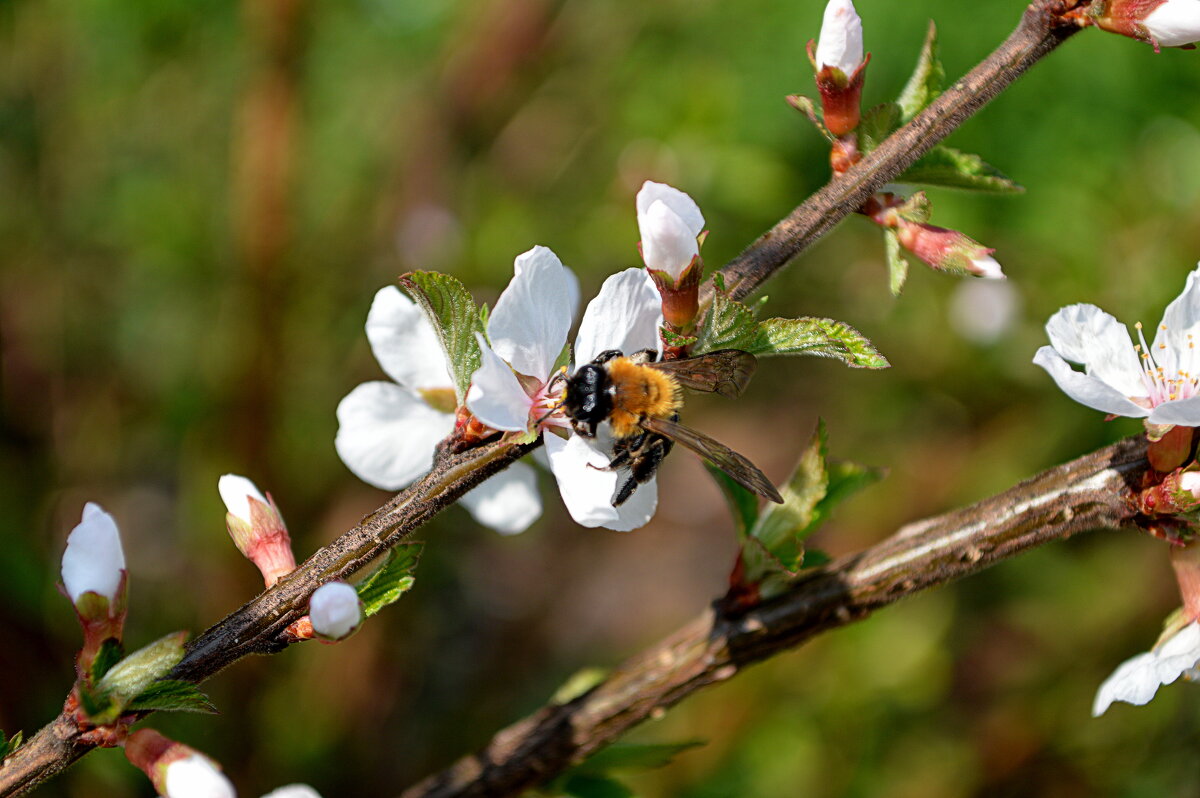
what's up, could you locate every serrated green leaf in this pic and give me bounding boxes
[705,463,760,539]
[895,191,932,224]
[89,638,124,683]
[90,631,188,723]
[574,741,705,775]
[0,729,21,760]
[897,21,944,122]
[858,102,901,154]
[559,774,635,798]
[748,317,889,369]
[885,228,909,296]
[357,543,423,617]
[786,94,835,142]
[695,283,760,354]
[660,327,698,350]
[899,145,1023,194]
[127,680,217,714]
[748,424,829,577]
[398,272,484,404]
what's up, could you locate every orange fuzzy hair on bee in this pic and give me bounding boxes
[605,358,682,438]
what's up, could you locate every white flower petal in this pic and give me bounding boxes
[466,334,532,432]
[636,181,704,241]
[1044,304,1144,399]
[1145,0,1200,48]
[574,268,663,366]
[488,246,574,382]
[1152,264,1200,375]
[163,754,236,798]
[815,0,864,75]
[1154,622,1200,685]
[61,503,125,604]
[1148,395,1200,426]
[260,787,322,798]
[365,286,451,391]
[335,382,454,490]
[459,461,543,535]
[217,474,267,524]
[1032,347,1149,418]
[309,581,362,640]
[544,431,657,532]
[1092,651,1162,716]
[640,201,700,278]
[969,255,1005,280]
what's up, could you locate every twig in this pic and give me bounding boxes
[710,0,1082,302]
[399,435,1148,798]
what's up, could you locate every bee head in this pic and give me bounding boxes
[562,363,612,437]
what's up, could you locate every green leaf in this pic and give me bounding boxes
[694,280,758,354]
[89,638,124,683]
[398,272,485,404]
[802,548,832,569]
[559,774,635,798]
[574,741,705,775]
[899,145,1023,194]
[857,102,901,154]
[0,729,23,760]
[91,631,188,723]
[786,94,834,142]
[660,327,698,350]
[357,543,423,617]
[705,463,760,539]
[897,21,944,122]
[884,228,909,296]
[127,680,217,714]
[479,301,491,330]
[748,317,889,369]
[749,424,830,576]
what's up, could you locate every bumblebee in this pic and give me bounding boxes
[556,348,783,507]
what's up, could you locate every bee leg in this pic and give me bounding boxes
[590,349,623,365]
[588,435,638,472]
[611,434,673,507]
[626,348,658,364]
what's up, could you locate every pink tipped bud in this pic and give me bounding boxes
[125,729,236,798]
[309,581,362,641]
[219,474,296,588]
[1091,0,1200,49]
[894,220,1005,280]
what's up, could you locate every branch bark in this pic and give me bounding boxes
[400,435,1149,798]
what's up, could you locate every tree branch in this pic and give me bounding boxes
[711,0,1082,302]
[400,435,1149,798]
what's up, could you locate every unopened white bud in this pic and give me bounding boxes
[260,787,323,798]
[969,255,1005,280]
[218,474,268,525]
[635,181,705,280]
[163,753,237,798]
[1145,0,1200,48]
[61,503,125,604]
[309,582,362,640]
[815,0,864,75]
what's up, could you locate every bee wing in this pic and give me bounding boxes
[639,415,783,504]
[649,350,758,399]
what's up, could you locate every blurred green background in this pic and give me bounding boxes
[3,0,1200,795]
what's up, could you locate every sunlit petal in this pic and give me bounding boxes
[335,381,454,490]
[1092,652,1161,716]
[365,286,452,391]
[466,334,532,432]
[488,246,574,381]
[544,431,657,532]
[574,268,663,365]
[1032,347,1149,418]
[1044,304,1143,398]
[460,461,543,535]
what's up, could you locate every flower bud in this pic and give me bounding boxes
[309,581,363,641]
[125,729,236,798]
[61,503,128,673]
[219,474,296,588]
[1090,0,1200,49]
[809,0,869,137]
[894,220,1004,280]
[261,786,323,798]
[636,181,705,338]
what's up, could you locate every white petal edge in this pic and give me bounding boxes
[574,268,664,366]
[1144,0,1200,48]
[969,255,1005,280]
[335,382,454,490]
[815,0,864,75]
[1148,395,1200,426]
[1092,652,1161,716]
[61,502,125,604]
[1032,347,1149,418]
[310,581,362,640]
[544,431,657,532]
[364,286,452,391]
[1151,264,1200,376]
[636,181,704,240]
[1154,621,1200,685]
[487,245,574,382]
[460,461,543,535]
[1044,304,1145,399]
[466,333,532,432]
[217,474,267,524]
[260,787,323,798]
[163,754,236,798]
[640,201,700,278]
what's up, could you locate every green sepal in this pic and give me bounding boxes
[857,102,901,155]
[479,302,491,330]
[786,94,835,142]
[899,146,1023,194]
[885,228,909,296]
[694,277,758,354]
[660,327,699,350]
[552,666,610,705]
[895,191,932,224]
[356,543,423,618]
[89,638,125,683]
[88,631,188,724]
[127,680,218,714]
[558,774,635,798]
[1,729,24,760]
[802,548,832,569]
[705,463,760,539]
[748,317,889,369]
[398,272,485,405]
[897,21,944,122]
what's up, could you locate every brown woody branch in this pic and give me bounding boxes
[400,435,1149,798]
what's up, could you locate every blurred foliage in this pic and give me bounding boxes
[2,0,1199,795]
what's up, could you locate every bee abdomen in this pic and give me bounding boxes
[606,359,682,438]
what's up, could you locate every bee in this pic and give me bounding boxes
[554,348,783,507]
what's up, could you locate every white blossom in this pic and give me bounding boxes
[309,581,362,640]
[1034,265,1200,425]
[1093,621,1200,715]
[61,503,125,604]
[163,754,237,798]
[217,474,267,524]
[635,181,705,280]
[260,787,322,798]
[815,0,864,75]
[1144,0,1200,48]
[335,283,542,534]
